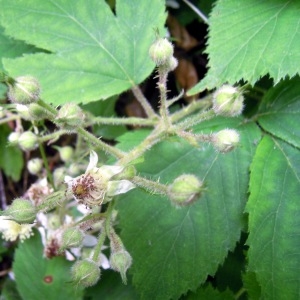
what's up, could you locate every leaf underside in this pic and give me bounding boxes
[0,0,166,105]
[117,118,261,299]
[188,0,300,95]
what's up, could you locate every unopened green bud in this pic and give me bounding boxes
[166,56,178,71]
[67,163,81,176]
[212,129,240,153]
[18,131,38,151]
[55,103,85,130]
[8,132,21,145]
[3,198,36,223]
[27,158,43,175]
[36,190,65,212]
[28,103,52,120]
[110,250,132,284]
[47,214,61,230]
[212,85,244,117]
[8,76,40,104]
[53,167,66,188]
[60,227,84,251]
[71,259,100,287]
[58,146,74,162]
[149,38,174,66]
[168,174,203,207]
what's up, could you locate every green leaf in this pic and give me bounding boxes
[13,230,83,300]
[0,0,166,105]
[257,77,300,148]
[188,0,300,95]
[214,234,246,293]
[85,270,139,300]
[246,136,300,299]
[242,272,261,300]
[0,125,23,181]
[0,26,40,70]
[2,279,23,300]
[185,284,234,300]
[117,118,261,299]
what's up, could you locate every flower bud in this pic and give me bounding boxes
[53,167,66,188]
[27,158,43,175]
[47,214,61,230]
[168,174,203,207]
[55,103,85,130]
[36,190,65,212]
[212,85,244,117]
[3,198,36,223]
[212,129,240,153]
[149,38,174,66]
[67,163,81,176]
[166,56,178,72]
[8,76,40,104]
[60,227,84,251]
[28,103,52,121]
[71,259,100,287]
[58,146,74,162]
[18,131,38,151]
[16,104,31,120]
[110,250,132,284]
[8,132,21,145]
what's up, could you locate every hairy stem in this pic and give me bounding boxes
[38,129,69,143]
[77,127,125,159]
[158,71,171,129]
[117,127,164,165]
[131,86,157,118]
[170,97,212,123]
[89,116,157,127]
[132,176,168,195]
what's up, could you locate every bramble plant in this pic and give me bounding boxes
[0,0,299,299]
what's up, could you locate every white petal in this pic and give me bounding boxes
[82,234,98,247]
[98,165,124,180]
[64,175,74,184]
[86,150,98,173]
[107,180,135,196]
[100,253,110,269]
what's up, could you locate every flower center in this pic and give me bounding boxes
[72,174,96,200]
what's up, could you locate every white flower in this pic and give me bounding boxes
[0,216,34,242]
[65,151,135,207]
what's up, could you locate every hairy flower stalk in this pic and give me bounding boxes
[65,151,135,208]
